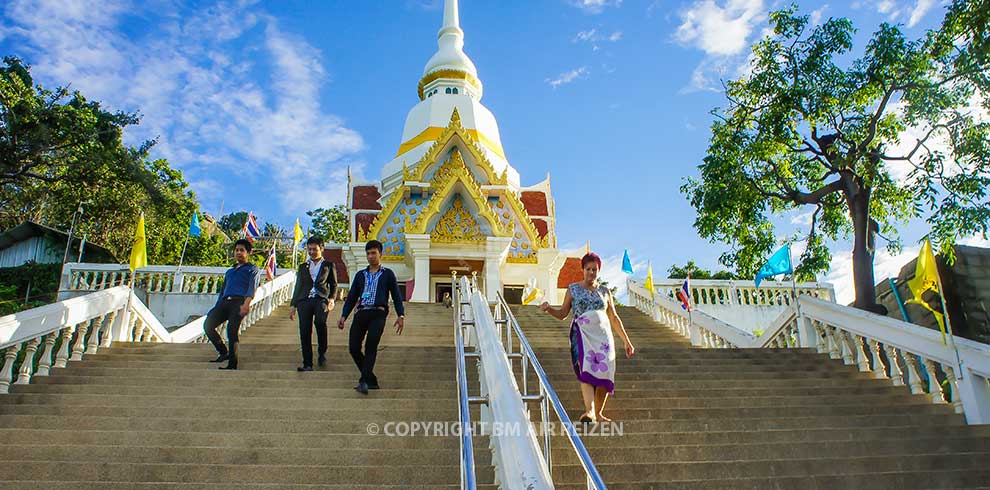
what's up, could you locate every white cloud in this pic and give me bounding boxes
[674,0,765,56]
[599,251,647,303]
[2,0,364,216]
[790,209,816,226]
[569,0,623,15]
[810,5,829,25]
[824,244,921,305]
[546,66,589,88]
[573,28,623,51]
[824,234,990,305]
[907,0,936,26]
[866,0,939,27]
[674,0,768,93]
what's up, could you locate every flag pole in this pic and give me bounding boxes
[932,252,964,379]
[177,234,190,271]
[788,244,805,346]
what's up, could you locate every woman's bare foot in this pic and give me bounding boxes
[578,411,597,423]
[596,414,612,422]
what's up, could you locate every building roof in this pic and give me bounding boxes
[323,248,350,283]
[521,191,549,217]
[352,186,382,210]
[557,257,584,288]
[0,221,116,260]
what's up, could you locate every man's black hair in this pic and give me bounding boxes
[233,239,253,252]
[306,236,325,247]
[365,240,383,252]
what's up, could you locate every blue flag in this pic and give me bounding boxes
[621,250,634,274]
[189,212,201,238]
[755,244,792,288]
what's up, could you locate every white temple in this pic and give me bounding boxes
[342,0,583,303]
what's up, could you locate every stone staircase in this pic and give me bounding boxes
[512,304,990,489]
[0,302,495,489]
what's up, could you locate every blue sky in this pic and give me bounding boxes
[2,0,984,302]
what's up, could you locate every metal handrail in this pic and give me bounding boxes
[494,292,607,490]
[453,275,477,489]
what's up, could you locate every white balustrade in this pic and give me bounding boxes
[170,270,296,343]
[59,263,235,296]
[0,271,296,393]
[628,278,990,425]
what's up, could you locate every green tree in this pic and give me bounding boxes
[667,261,736,280]
[0,57,223,266]
[218,212,249,237]
[306,205,349,244]
[682,5,990,309]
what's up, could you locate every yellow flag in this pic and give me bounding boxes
[644,262,655,296]
[129,212,148,272]
[522,287,544,305]
[905,239,946,343]
[293,218,304,247]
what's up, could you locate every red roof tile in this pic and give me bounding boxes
[557,257,583,288]
[521,191,549,216]
[323,248,350,283]
[532,218,549,238]
[352,186,382,210]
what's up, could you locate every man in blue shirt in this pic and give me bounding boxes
[338,240,405,394]
[203,239,260,370]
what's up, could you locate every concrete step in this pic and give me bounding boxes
[0,444,494,466]
[0,461,485,485]
[0,404,460,420]
[551,453,990,481]
[0,484,507,490]
[544,436,990,462]
[7,383,456,397]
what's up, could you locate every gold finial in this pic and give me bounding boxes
[450,107,462,127]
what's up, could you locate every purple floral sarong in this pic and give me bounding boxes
[569,309,616,393]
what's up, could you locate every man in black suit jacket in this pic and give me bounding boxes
[289,236,337,372]
[338,239,405,394]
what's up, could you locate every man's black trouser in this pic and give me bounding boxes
[349,308,387,385]
[297,297,329,367]
[204,297,245,359]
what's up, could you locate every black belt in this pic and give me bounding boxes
[223,296,245,301]
[357,305,386,312]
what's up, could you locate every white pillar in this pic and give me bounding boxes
[484,237,511,303]
[407,234,431,303]
[537,248,567,305]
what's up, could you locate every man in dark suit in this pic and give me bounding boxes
[289,236,337,372]
[338,239,405,394]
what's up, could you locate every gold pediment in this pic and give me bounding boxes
[430,198,485,244]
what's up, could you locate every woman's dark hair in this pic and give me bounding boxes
[581,252,602,269]
[306,236,325,247]
[365,240,383,252]
[233,239,253,252]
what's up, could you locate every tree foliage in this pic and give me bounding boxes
[0,57,224,266]
[306,205,349,244]
[667,261,736,280]
[682,4,990,308]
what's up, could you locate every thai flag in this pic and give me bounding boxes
[243,213,261,242]
[264,242,277,280]
[676,275,692,311]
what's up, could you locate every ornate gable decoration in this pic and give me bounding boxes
[431,198,485,243]
[408,148,509,236]
[404,108,508,186]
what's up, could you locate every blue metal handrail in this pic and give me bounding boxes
[495,293,607,490]
[453,277,477,489]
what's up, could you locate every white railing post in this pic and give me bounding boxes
[957,370,990,424]
[15,337,40,384]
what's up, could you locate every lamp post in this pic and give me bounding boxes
[62,200,91,264]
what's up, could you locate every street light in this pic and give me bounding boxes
[62,200,92,264]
